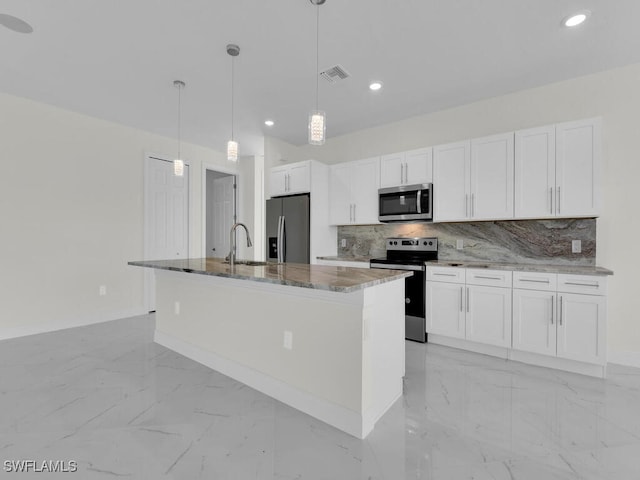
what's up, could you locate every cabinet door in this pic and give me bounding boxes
[465,285,512,347]
[470,133,514,220]
[433,141,470,222]
[269,166,289,197]
[287,162,311,195]
[512,289,556,356]
[329,163,352,225]
[404,148,433,185]
[557,293,606,365]
[351,157,380,224]
[426,281,465,338]
[555,118,601,217]
[514,126,556,218]
[380,153,404,188]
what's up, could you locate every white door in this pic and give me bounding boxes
[404,147,433,185]
[557,293,606,364]
[555,118,601,217]
[144,156,189,311]
[514,126,556,218]
[433,141,470,222]
[380,153,405,187]
[512,289,557,356]
[426,281,465,338]
[351,157,380,224]
[329,163,352,225]
[470,133,514,220]
[465,285,512,347]
[211,175,235,257]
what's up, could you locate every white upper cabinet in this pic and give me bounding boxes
[433,140,470,222]
[380,147,433,188]
[555,118,601,217]
[434,134,514,222]
[329,157,380,225]
[515,118,601,219]
[269,161,311,197]
[470,133,514,220]
[515,125,556,218]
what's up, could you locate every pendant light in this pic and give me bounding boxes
[173,80,185,176]
[226,44,240,161]
[308,0,326,146]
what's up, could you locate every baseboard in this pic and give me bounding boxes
[0,307,148,341]
[608,351,640,369]
[155,329,370,439]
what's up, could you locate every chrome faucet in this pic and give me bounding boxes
[228,222,253,267]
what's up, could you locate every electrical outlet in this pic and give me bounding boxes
[174,301,180,315]
[456,239,463,250]
[341,238,347,248]
[283,330,293,350]
[572,240,582,254]
[99,285,106,296]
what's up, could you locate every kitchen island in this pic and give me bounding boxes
[128,258,411,438]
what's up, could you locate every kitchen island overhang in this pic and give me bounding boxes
[129,258,411,439]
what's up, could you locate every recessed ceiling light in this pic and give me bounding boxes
[369,82,383,91]
[264,119,275,127]
[563,10,591,27]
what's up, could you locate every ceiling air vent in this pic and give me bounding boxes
[319,65,350,84]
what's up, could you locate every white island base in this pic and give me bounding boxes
[153,269,405,439]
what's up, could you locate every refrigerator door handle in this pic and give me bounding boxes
[276,216,284,263]
[281,215,286,262]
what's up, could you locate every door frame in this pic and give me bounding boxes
[201,162,238,258]
[143,152,191,312]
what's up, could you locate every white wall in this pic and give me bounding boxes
[264,62,640,363]
[0,92,231,338]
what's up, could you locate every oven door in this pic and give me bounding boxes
[369,262,426,343]
[378,183,432,222]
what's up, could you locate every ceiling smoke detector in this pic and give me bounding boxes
[319,65,351,84]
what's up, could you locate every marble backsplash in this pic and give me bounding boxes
[337,219,596,266]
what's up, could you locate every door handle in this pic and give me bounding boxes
[400,163,404,184]
[404,162,409,183]
[550,187,553,215]
[460,287,463,312]
[465,194,469,217]
[471,193,475,217]
[353,204,356,223]
[557,186,561,214]
[466,287,469,313]
[559,295,563,326]
[551,295,555,325]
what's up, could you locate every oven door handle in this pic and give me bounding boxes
[370,263,424,271]
[416,190,422,214]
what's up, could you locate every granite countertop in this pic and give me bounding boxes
[316,255,374,262]
[128,258,411,293]
[425,260,613,276]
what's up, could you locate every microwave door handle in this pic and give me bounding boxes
[416,190,422,214]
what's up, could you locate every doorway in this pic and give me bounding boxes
[205,169,237,259]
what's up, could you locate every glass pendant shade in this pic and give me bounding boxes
[308,111,326,145]
[227,140,238,162]
[173,159,184,176]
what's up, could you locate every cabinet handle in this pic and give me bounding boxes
[465,194,469,217]
[557,186,561,214]
[405,162,409,184]
[520,278,550,284]
[564,281,599,287]
[466,287,470,313]
[471,193,475,217]
[551,295,555,325]
[353,204,356,223]
[559,296,563,326]
[349,204,353,222]
[474,275,502,281]
[460,287,463,312]
[400,163,404,184]
[550,187,553,215]
[433,272,457,276]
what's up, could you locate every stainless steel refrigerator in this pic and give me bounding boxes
[266,194,310,264]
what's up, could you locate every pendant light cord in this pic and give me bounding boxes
[315,4,319,112]
[177,82,182,159]
[231,55,235,141]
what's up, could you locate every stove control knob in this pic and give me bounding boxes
[423,241,427,245]
[405,298,410,304]
[429,241,433,245]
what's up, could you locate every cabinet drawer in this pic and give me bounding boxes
[466,268,512,287]
[426,266,465,284]
[513,271,557,291]
[557,274,607,295]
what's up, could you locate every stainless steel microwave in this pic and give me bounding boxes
[378,183,433,222]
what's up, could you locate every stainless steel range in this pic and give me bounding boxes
[370,237,438,343]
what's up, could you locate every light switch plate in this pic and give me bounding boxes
[341,238,347,248]
[572,240,582,253]
[283,330,293,350]
[456,239,463,250]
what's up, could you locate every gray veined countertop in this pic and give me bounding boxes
[128,258,412,293]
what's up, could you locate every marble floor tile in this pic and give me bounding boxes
[1,314,640,479]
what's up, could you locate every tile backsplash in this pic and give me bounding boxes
[337,219,596,266]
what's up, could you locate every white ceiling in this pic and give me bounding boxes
[2,1,640,157]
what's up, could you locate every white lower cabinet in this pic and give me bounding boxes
[429,267,609,376]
